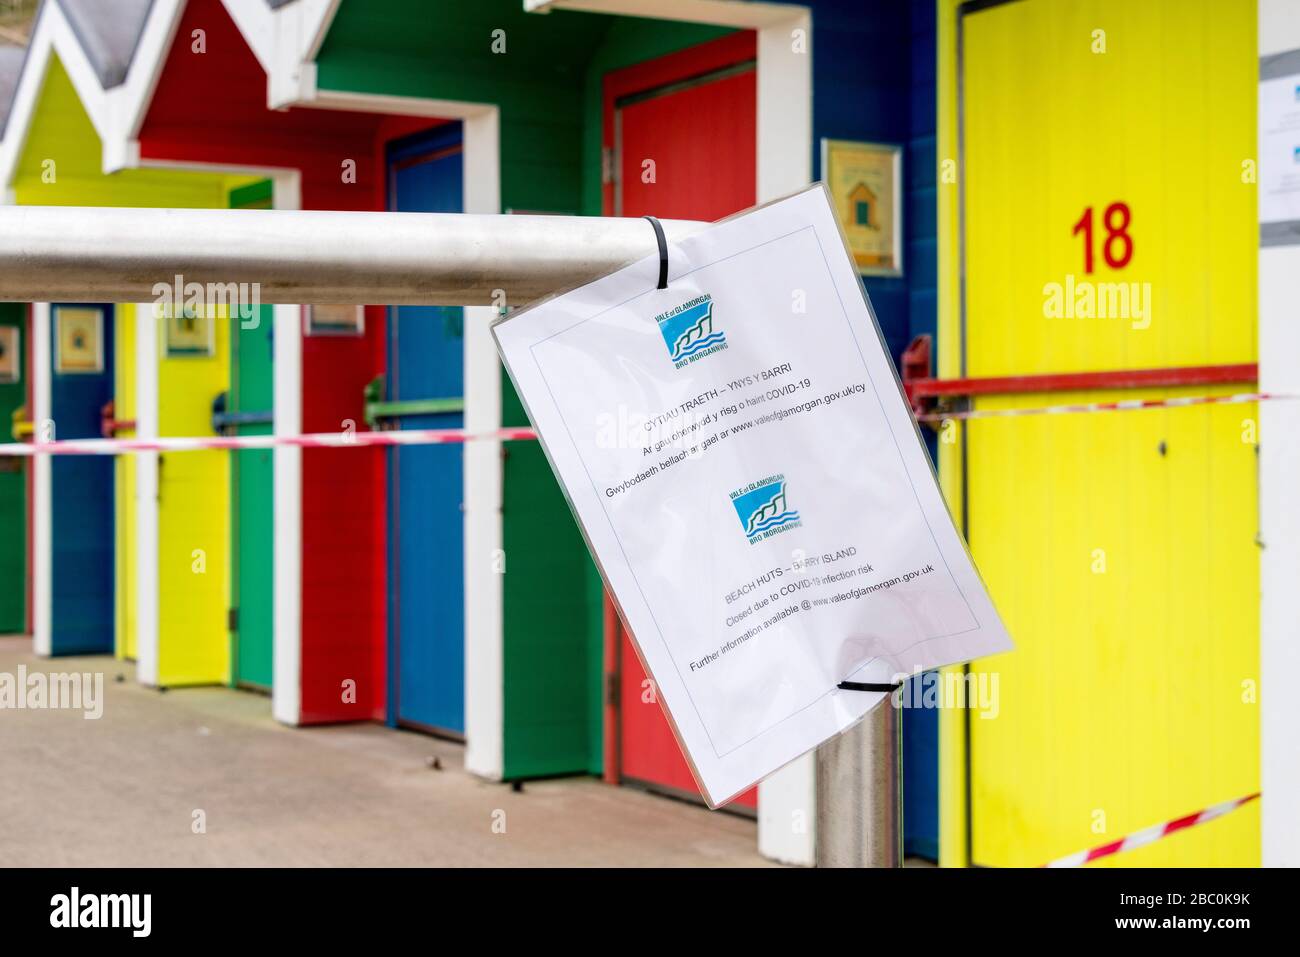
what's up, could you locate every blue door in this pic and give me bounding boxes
[50,304,114,655]
[386,126,466,735]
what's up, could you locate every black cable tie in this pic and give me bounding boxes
[837,681,902,693]
[643,215,668,290]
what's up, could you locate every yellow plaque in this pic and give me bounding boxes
[305,304,365,336]
[822,139,903,276]
[54,307,104,374]
[165,311,215,357]
[0,326,18,384]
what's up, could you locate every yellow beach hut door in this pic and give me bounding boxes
[958,0,1259,866]
[157,307,231,686]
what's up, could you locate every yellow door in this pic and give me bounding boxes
[959,0,1259,866]
[157,310,231,686]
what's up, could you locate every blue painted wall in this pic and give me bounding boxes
[808,0,940,861]
[386,125,468,735]
[50,304,115,655]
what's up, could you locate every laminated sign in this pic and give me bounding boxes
[494,185,1013,806]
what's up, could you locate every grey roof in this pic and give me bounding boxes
[56,0,154,89]
[0,45,25,141]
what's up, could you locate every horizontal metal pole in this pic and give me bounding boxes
[0,206,705,306]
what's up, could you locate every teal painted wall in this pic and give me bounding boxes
[0,303,26,634]
[315,0,735,778]
[228,180,276,690]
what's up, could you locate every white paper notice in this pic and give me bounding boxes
[494,186,1013,807]
[1260,73,1300,224]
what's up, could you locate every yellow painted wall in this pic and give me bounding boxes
[14,54,256,682]
[936,0,966,868]
[157,312,231,686]
[938,0,1259,866]
[12,59,252,208]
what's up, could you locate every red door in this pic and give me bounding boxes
[602,32,758,809]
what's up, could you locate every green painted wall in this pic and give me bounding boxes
[0,303,26,634]
[229,181,275,689]
[316,0,733,778]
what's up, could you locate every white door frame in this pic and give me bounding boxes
[1258,0,1300,870]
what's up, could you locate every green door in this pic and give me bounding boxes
[0,303,27,634]
[228,181,274,689]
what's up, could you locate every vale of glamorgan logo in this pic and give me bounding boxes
[730,474,802,544]
[655,293,727,368]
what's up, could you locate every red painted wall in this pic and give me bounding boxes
[602,32,759,808]
[137,0,439,722]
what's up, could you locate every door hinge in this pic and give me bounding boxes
[605,672,619,705]
[601,146,615,186]
[228,607,239,633]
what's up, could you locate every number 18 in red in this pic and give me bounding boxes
[1072,202,1133,274]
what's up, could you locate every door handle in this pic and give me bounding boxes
[100,399,136,438]
[10,405,32,441]
[211,390,273,435]
[366,397,465,429]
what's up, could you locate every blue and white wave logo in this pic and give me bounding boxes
[730,474,802,543]
[655,294,727,369]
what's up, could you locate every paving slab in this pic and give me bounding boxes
[0,637,772,867]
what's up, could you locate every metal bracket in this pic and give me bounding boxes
[10,404,32,441]
[210,392,272,436]
[99,399,136,438]
[363,375,465,429]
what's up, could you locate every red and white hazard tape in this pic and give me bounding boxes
[0,426,539,457]
[917,391,1294,423]
[1042,792,1260,868]
[4,389,1296,456]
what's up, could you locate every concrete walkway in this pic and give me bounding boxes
[0,637,772,867]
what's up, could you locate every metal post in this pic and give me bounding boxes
[815,699,902,867]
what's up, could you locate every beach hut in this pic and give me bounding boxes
[0,0,264,671]
[936,0,1259,866]
[116,0,441,718]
